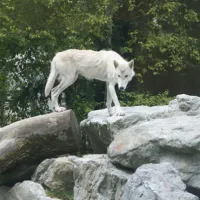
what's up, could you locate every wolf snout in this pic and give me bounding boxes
[119,86,125,91]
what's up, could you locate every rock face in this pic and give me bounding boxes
[81,94,200,191]
[5,181,59,200]
[0,110,81,185]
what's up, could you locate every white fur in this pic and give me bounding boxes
[45,49,135,116]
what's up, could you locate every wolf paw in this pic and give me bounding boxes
[54,106,66,112]
[114,109,125,116]
[107,108,113,116]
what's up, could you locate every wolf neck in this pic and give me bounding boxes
[108,50,126,60]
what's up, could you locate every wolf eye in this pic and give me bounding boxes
[125,75,128,78]
[118,75,120,77]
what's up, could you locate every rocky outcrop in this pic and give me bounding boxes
[1,94,200,200]
[32,155,199,200]
[0,110,81,185]
[5,181,59,200]
[81,94,200,192]
[32,155,131,199]
[32,154,130,199]
[108,95,200,190]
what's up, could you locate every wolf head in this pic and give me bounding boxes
[114,60,135,91]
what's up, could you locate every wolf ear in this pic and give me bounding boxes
[114,60,119,69]
[129,60,134,69]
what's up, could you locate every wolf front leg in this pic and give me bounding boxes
[106,82,113,116]
[107,83,125,116]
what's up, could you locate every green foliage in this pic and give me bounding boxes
[46,189,73,200]
[0,0,200,125]
[119,91,174,107]
[62,79,105,121]
[115,0,200,81]
[0,0,115,125]
[0,73,8,126]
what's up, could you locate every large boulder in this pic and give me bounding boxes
[81,94,200,191]
[121,163,198,200]
[0,110,81,185]
[32,157,75,191]
[5,181,60,200]
[73,155,130,200]
[108,95,200,190]
[32,155,131,200]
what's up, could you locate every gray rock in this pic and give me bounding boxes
[121,163,199,200]
[0,186,10,200]
[73,154,131,200]
[32,157,75,191]
[5,181,60,200]
[33,155,131,200]
[31,158,56,184]
[0,110,81,185]
[108,109,200,190]
[176,94,200,114]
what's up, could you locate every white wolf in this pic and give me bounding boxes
[45,49,135,116]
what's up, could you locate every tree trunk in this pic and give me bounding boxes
[0,110,81,185]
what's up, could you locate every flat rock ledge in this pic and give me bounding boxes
[81,94,199,153]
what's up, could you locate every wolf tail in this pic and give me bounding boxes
[44,60,58,97]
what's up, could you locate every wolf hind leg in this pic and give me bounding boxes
[51,73,78,112]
